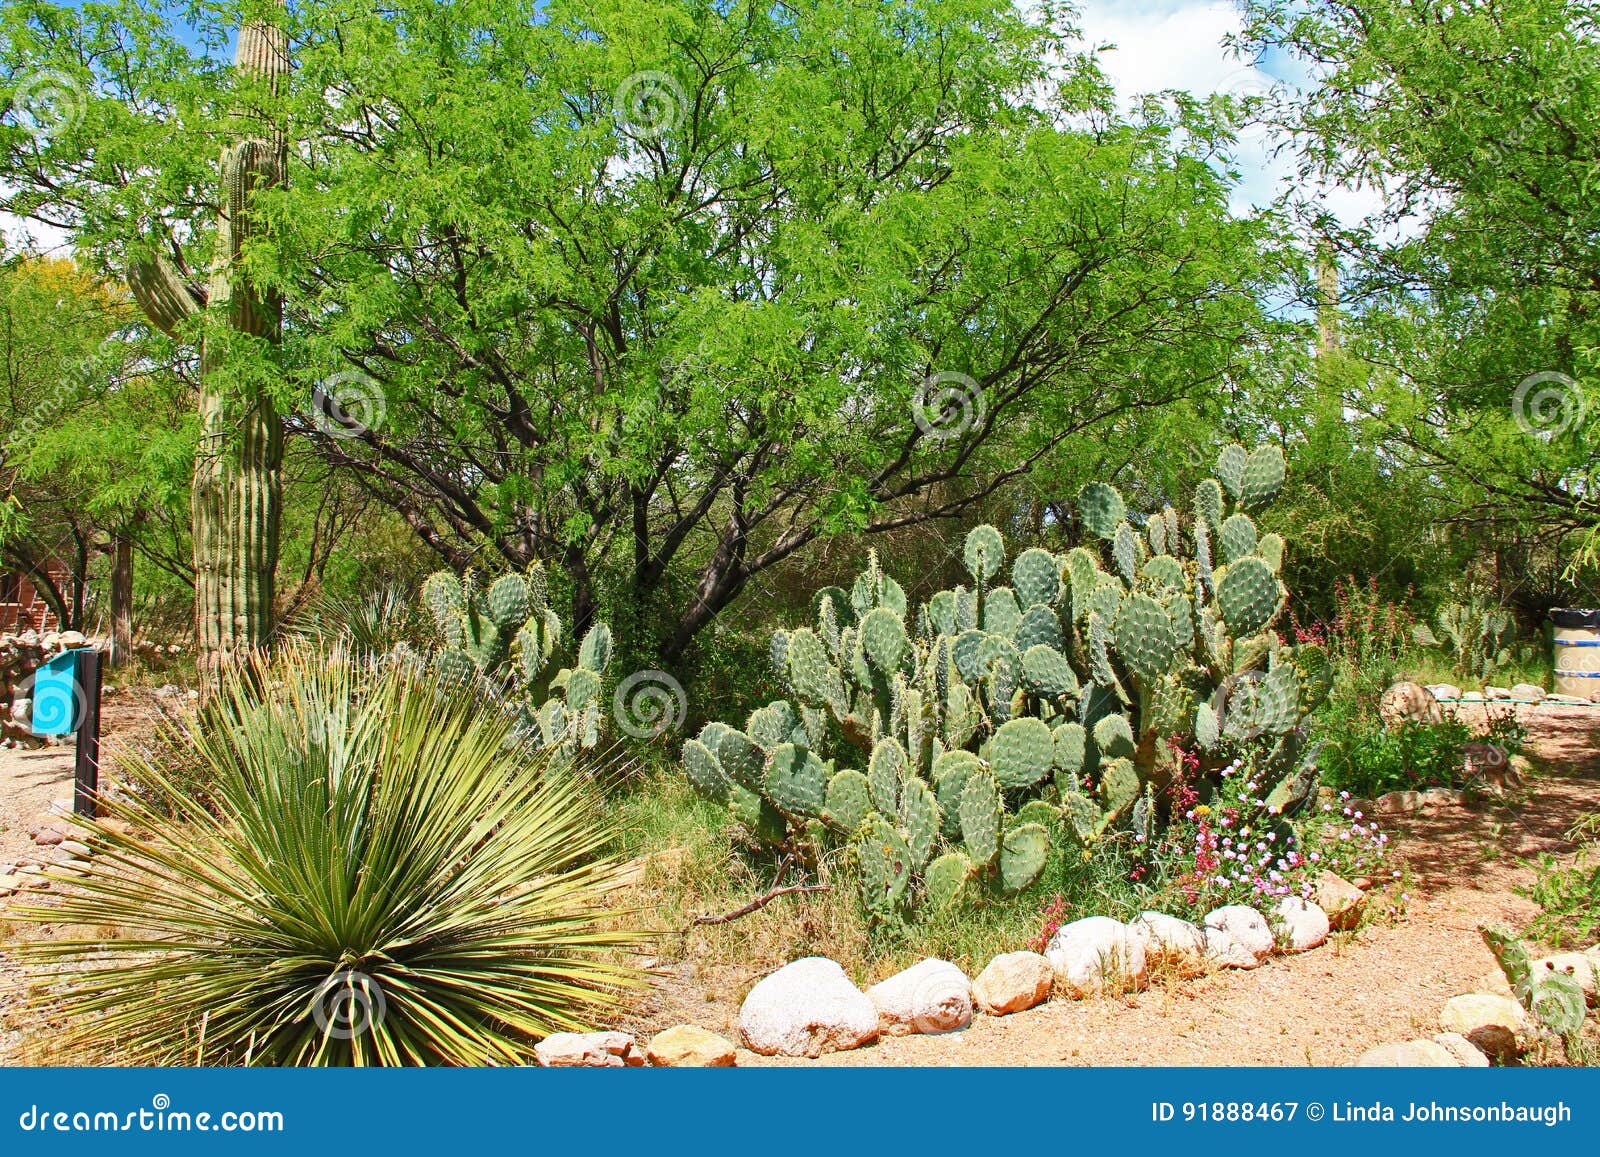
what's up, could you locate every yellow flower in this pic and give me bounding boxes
[1079,849,1093,863]
[1194,805,1212,818]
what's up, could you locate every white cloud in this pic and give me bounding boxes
[1071,0,1387,225]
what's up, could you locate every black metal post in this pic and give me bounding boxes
[73,648,103,817]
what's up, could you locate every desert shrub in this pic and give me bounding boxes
[14,646,642,1065]
[1319,709,1526,799]
[1521,813,1600,948]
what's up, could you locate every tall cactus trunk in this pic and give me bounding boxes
[193,17,287,689]
[130,13,288,691]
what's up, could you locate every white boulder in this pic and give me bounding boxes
[1129,911,1207,970]
[738,957,879,1057]
[1045,917,1147,997]
[1203,905,1274,968]
[534,1031,645,1067]
[867,958,972,1036]
[1271,897,1330,953]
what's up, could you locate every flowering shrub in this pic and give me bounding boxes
[1127,752,1392,918]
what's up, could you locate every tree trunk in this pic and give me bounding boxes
[110,531,134,666]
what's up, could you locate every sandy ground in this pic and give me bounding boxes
[0,697,1594,1066]
[630,702,1600,1066]
[0,689,175,870]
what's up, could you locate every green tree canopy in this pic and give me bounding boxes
[1244,0,1600,595]
[4,0,1287,656]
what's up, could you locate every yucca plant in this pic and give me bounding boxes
[14,646,643,1065]
[287,583,427,654]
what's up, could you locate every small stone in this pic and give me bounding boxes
[1485,686,1512,700]
[0,873,21,893]
[1129,911,1207,970]
[1510,683,1545,702]
[1045,917,1148,997]
[738,957,879,1057]
[971,951,1053,1016]
[867,959,973,1036]
[32,827,64,847]
[1426,684,1462,701]
[1352,876,1374,891]
[1379,681,1442,726]
[1203,905,1274,968]
[1420,787,1459,808]
[1439,993,1527,1062]
[1375,791,1411,815]
[57,631,87,648]
[534,1030,645,1067]
[646,1025,736,1067]
[60,839,92,858]
[1432,1033,1490,1067]
[1353,1039,1460,1067]
[1271,897,1330,953]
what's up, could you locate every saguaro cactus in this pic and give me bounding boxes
[127,12,288,685]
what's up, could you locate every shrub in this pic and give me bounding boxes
[287,583,427,654]
[15,647,642,1065]
[1320,708,1525,799]
[1521,812,1600,948]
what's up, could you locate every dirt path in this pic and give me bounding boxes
[639,703,1600,1066]
[0,689,177,871]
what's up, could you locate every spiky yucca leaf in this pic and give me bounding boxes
[15,647,643,1066]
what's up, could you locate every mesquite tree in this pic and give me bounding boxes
[125,12,287,680]
[2,1,1283,661]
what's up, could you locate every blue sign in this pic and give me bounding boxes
[30,648,85,736]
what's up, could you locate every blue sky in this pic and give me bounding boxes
[1073,0,1378,221]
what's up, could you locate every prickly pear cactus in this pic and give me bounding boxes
[419,562,611,755]
[680,442,1323,924]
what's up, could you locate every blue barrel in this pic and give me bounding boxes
[29,648,85,736]
[1552,608,1600,700]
